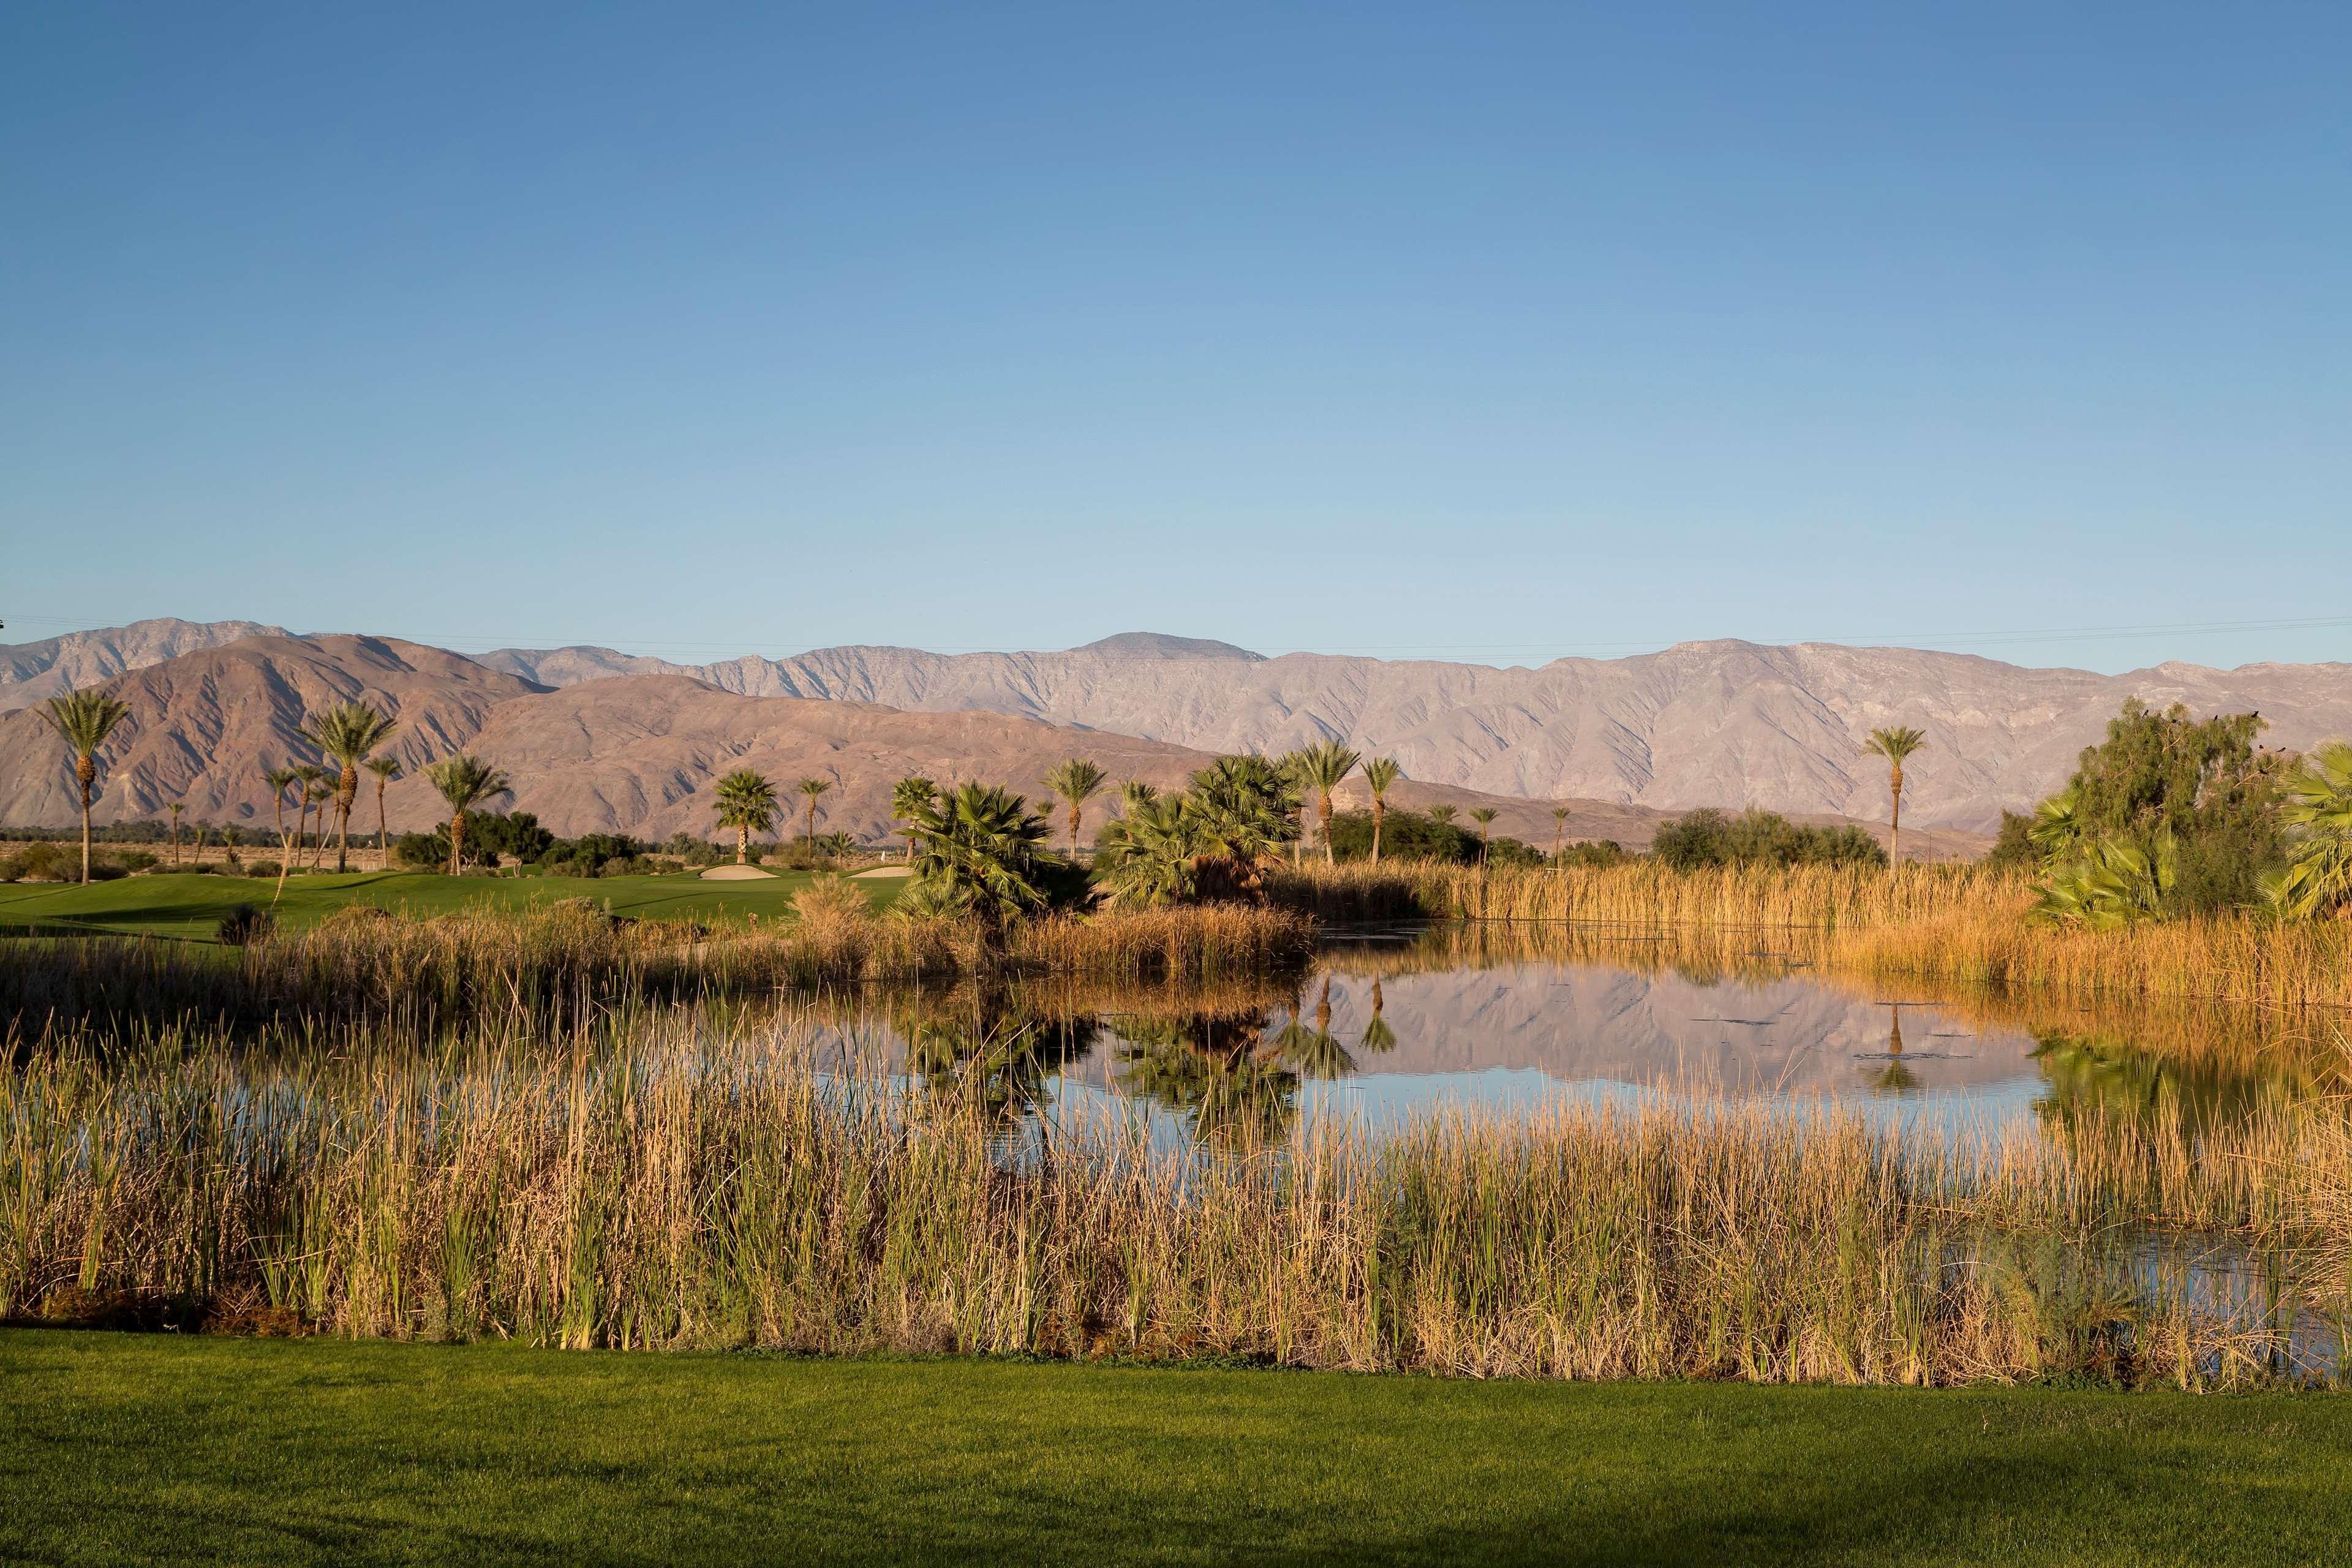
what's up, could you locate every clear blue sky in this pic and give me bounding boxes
[4,2,2346,671]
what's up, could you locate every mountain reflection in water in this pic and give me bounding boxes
[812,923,2318,1148]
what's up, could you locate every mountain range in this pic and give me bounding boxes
[0,634,1684,849]
[4,615,2346,840]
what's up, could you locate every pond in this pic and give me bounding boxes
[815,921,2310,1150]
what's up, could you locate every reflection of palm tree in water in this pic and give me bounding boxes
[1359,974,1398,1055]
[899,988,1098,1123]
[1272,975,1357,1082]
[1871,1006,1921,1095]
[1114,1005,1302,1145]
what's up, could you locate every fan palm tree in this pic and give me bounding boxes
[1361,757,1401,864]
[713,769,780,864]
[1042,758,1109,854]
[1426,803,1458,829]
[902,781,1052,931]
[1118,779,1159,817]
[364,756,402,864]
[2264,741,2352,921]
[424,755,513,876]
[167,802,185,867]
[1469,806,1499,865]
[40,688,132,884]
[1095,794,1199,907]
[1292,741,1362,865]
[891,775,938,862]
[796,776,833,847]
[1862,726,1928,864]
[1550,805,1571,860]
[1182,754,1301,899]
[303,701,399,873]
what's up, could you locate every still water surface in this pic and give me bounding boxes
[813,922,2291,1148]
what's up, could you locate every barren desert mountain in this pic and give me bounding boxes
[0,617,292,712]
[0,636,544,829]
[481,634,2352,831]
[0,640,1689,847]
[11,619,2346,834]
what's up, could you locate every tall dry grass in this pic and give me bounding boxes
[0,902,1316,1034]
[4,1011,2347,1385]
[1280,860,2352,1014]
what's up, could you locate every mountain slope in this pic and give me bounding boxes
[21,619,2350,831]
[488,636,2352,829]
[0,636,544,828]
[0,617,291,712]
[0,645,1692,848]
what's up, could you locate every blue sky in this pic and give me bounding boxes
[4,2,2346,671]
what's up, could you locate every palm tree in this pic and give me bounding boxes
[424,755,513,876]
[1042,758,1109,854]
[264,766,298,903]
[713,769,780,864]
[41,689,133,884]
[1427,803,1458,829]
[2265,741,2352,921]
[1469,806,1498,865]
[1118,779,1160,817]
[1182,755,1301,899]
[902,782,1052,931]
[891,775,938,862]
[1550,805,1571,860]
[1292,742,1362,865]
[298,771,333,870]
[796,777,833,847]
[302,701,399,873]
[167,802,185,867]
[1362,757,1401,865]
[287,763,326,871]
[1862,726,1928,864]
[364,756,402,865]
[1095,794,1199,907]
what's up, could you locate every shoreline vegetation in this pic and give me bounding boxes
[7,1006,2352,1387]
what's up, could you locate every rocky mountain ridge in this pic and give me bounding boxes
[9,619,2346,831]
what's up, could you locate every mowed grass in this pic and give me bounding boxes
[2,1333,2348,1568]
[0,869,903,941]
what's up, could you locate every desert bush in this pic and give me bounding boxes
[216,905,275,947]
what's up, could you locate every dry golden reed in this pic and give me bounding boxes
[1279,861,2352,1014]
[6,1012,2347,1387]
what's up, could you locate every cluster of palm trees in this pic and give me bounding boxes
[706,771,838,864]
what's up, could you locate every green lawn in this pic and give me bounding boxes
[0,869,902,942]
[2,1333,2348,1567]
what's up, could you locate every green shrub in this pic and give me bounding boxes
[1652,809,1888,872]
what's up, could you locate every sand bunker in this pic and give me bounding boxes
[852,865,916,880]
[699,864,779,881]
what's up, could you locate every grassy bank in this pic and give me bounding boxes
[0,867,897,942]
[8,1012,2346,1385]
[1,900,1317,1030]
[8,1332,2352,1567]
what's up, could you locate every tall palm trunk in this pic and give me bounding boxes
[375,780,390,865]
[1371,797,1384,865]
[273,791,293,907]
[450,812,466,877]
[1318,793,1335,865]
[75,755,94,884]
[334,763,358,873]
[1890,764,1904,863]
[1068,804,1082,854]
[737,823,749,864]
